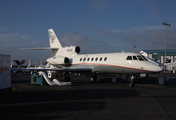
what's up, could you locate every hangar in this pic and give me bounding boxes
[140,50,176,64]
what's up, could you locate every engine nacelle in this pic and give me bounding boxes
[63,46,80,55]
[46,56,69,65]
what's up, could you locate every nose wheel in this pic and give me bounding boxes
[128,75,135,87]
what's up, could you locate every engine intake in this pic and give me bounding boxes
[64,57,69,64]
[75,46,80,53]
[46,56,70,65]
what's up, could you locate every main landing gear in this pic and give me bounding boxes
[128,75,135,87]
[63,72,71,82]
[89,74,97,81]
[64,77,71,82]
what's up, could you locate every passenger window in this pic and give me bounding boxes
[95,57,98,61]
[100,57,102,61]
[133,56,138,60]
[83,58,86,61]
[87,58,90,61]
[91,58,94,61]
[104,57,107,61]
[126,56,132,60]
[137,56,145,61]
[80,58,82,61]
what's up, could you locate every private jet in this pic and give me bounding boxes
[21,29,162,87]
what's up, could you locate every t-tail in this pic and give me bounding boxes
[48,29,80,57]
[46,29,81,66]
[22,29,81,66]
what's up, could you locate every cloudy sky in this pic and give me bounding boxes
[0,0,176,64]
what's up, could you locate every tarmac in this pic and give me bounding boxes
[1,73,176,120]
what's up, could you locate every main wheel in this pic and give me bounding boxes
[65,77,71,82]
[90,75,97,81]
[129,82,134,87]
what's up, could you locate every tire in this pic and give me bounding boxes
[65,77,71,82]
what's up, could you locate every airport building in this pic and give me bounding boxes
[140,50,176,64]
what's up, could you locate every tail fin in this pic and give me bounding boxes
[40,58,42,66]
[48,29,64,56]
[28,60,31,67]
[14,60,22,66]
[21,60,26,64]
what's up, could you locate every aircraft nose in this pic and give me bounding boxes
[153,65,162,72]
[144,62,163,73]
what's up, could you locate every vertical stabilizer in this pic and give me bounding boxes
[40,58,42,66]
[48,29,64,56]
[28,60,31,67]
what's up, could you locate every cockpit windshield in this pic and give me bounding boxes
[126,55,147,61]
[137,55,145,61]
[141,55,148,61]
[126,56,132,60]
[133,56,138,60]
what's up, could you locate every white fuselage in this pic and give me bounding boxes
[22,28,162,83]
[47,52,162,74]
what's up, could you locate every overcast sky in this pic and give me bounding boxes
[0,0,176,64]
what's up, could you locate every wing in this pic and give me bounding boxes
[11,68,92,73]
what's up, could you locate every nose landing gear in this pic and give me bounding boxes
[128,75,135,87]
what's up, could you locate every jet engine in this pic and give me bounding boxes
[46,56,70,65]
[63,46,80,55]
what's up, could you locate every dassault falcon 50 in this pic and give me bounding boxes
[21,29,162,87]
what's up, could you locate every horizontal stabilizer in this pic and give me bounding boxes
[21,47,59,50]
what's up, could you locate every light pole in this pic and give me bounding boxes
[162,22,170,64]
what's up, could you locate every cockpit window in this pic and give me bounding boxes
[126,56,132,60]
[141,55,148,61]
[137,55,145,61]
[133,56,138,60]
[126,55,147,61]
